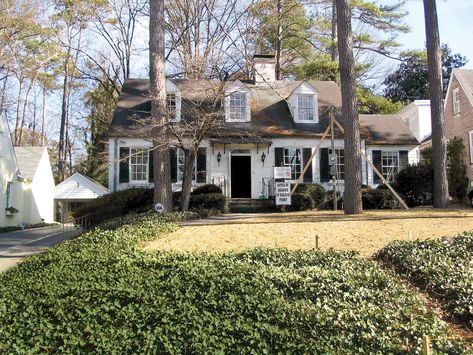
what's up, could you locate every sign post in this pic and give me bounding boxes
[274,167,292,206]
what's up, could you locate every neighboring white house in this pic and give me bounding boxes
[107,55,420,200]
[0,110,55,227]
[54,172,109,222]
[397,100,432,147]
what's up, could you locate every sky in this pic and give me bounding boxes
[379,0,473,68]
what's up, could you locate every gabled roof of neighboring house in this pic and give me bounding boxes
[109,78,418,145]
[359,115,419,145]
[14,146,46,180]
[448,69,473,107]
[54,172,109,200]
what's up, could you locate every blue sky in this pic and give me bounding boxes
[380,0,473,68]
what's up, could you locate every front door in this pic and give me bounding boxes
[231,156,251,198]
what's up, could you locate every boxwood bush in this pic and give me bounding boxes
[191,184,223,195]
[0,213,464,353]
[294,183,327,208]
[362,188,402,209]
[189,192,227,212]
[287,192,314,211]
[376,233,473,328]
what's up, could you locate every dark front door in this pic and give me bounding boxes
[231,156,251,198]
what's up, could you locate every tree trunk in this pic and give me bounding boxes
[58,59,69,181]
[150,0,172,210]
[336,0,362,214]
[41,87,46,146]
[180,149,196,211]
[423,0,449,208]
[331,0,338,62]
[275,0,282,80]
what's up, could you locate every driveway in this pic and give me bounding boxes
[0,225,80,272]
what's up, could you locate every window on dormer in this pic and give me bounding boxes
[297,94,315,121]
[167,94,177,121]
[228,92,247,121]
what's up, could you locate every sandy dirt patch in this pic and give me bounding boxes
[143,209,473,257]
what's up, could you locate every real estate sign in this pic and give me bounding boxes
[274,167,291,180]
[275,181,291,205]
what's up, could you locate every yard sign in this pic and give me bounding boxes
[274,167,292,206]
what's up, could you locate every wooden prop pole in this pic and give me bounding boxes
[332,118,409,210]
[290,123,331,195]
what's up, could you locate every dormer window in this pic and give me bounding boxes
[167,94,177,121]
[297,94,316,121]
[229,92,247,121]
[225,82,250,122]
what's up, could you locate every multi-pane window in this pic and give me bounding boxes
[228,92,247,121]
[329,148,345,180]
[453,89,460,114]
[381,151,399,182]
[167,94,177,120]
[284,148,302,180]
[177,148,196,181]
[129,148,148,182]
[297,94,315,121]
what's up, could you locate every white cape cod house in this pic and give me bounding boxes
[107,55,420,200]
[0,110,55,227]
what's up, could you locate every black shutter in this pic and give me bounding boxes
[372,150,382,184]
[196,147,207,183]
[399,150,409,171]
[275,147,284,167]
[119,147,129,183]
[170,148,177,183]
[148,149,154,182]
[320,148,329,182]
[303,148,313,183]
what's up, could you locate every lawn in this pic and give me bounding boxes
[0,212,467,353]
[144,209,473,256]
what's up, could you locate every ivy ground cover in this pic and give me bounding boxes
[0,213,466,353]
[376,232,473,329]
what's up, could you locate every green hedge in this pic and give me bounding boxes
[72,188,153,226]
[376,233,473,328]
[293,183,326,208]
[0,213,464,353]
[362,188,402,209]
[189,193,227,212]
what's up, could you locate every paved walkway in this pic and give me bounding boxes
[0,225,80,273]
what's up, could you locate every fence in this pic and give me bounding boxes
[211,176,228,196]
[61,213,93,239]
[261,177,275,199]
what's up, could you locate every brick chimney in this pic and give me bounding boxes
[253,54,276,84]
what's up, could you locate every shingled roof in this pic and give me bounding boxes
[109,78,418,145]
[14,146,45,180]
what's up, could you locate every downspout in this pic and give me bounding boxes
[113,137,118,192]
[364,140,369,186]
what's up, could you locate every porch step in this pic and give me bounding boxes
[228,198,275,213]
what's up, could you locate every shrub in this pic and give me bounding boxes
[362,188,402,209]
[72,188,153,226]
[288,193,314,211]
[396,163,433,207]
[376,233,473,328]
[294,183,327,208]
[191,184,223,195]
[320,192,343,210]
[172,191,182,209]
[0,214,464,353]
[447,137,469,200]
[189,193,227,212]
